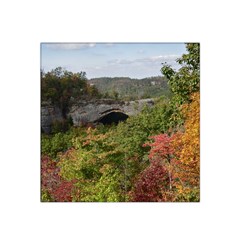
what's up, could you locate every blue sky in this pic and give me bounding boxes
[41,43,187,79]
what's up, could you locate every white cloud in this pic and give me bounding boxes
[108,59,133,65]
[137,49,144,54]
[45,43,96,50]
[105,43,114,47]
[137,54,180,63]
[108,55,180,66]
[94,54,182,78]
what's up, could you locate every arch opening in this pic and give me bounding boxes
[96,111,128,125]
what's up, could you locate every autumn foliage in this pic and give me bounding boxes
[41,43,200,202]
[131,92,200,201]
[41,156,76,202]
[171,92,200,201]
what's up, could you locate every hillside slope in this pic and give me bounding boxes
[89,76,171,100]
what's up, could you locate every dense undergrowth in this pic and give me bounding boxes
[41,43,200,202]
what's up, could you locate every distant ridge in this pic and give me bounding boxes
[89,76,171,100]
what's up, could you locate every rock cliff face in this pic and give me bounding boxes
[69,98,155,126]
[41,99,155,133]
[41,102,64,133]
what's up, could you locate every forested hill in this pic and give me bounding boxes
[89,76,171,100]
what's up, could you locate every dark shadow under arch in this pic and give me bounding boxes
[95,111,129,125]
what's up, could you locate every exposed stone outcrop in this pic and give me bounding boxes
[41,98,155,133]
[68,98,155,126]
[41,101,64,133]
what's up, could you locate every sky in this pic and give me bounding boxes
[41,43,187,79]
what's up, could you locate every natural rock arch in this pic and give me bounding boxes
[41,98,155,133]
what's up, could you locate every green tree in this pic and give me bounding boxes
[41,67,101,128]
[161,43,200,105]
